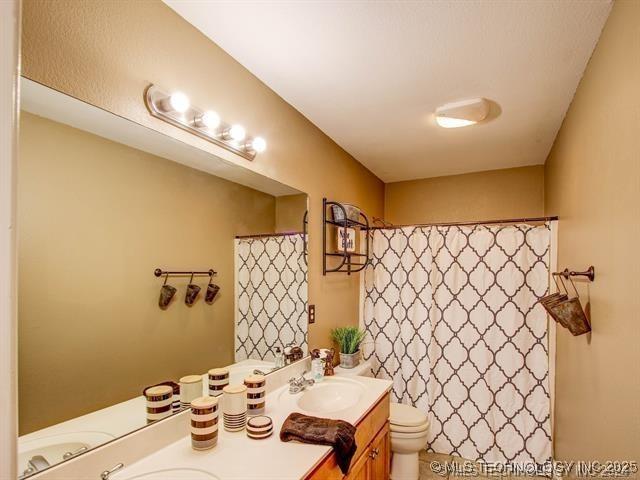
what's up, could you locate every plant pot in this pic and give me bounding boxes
[339,351,361,369]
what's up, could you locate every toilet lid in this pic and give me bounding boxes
[390,420,429,434]
[390,428,429,439]
[390,402,428,427]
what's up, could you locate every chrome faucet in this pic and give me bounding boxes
[20,455,50,478]
[288,371,315,394]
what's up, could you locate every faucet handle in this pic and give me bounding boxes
[63,445,88,459]
[100,463,124,480]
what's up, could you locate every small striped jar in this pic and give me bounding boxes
[145,385,173,424]
[222,384,247,431]
[180,375,203,408]
[208,368,229,396]
[244,374,266,416]
[190,396,219,451]
[170,383,181,413]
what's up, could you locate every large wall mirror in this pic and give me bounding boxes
[17,78,309,477]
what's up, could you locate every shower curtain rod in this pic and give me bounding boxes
[235,231,304,239]
[366,216,558,230]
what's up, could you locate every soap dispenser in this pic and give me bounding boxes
[274,346,285,369]
[311,357,324,383]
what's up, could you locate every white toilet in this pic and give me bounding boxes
[389,402,429,480]
[333,362,428,480]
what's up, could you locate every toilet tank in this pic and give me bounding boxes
[334,360,373,377]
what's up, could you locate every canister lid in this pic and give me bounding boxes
[145,385,172,397]
[180,375,202,384]
[244,374,265,384]
[247,415,272,429]
[223,384,247,394]
[191,396,218,409]
[208,368,229,376]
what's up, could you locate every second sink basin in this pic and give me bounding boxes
[296,378,365,414]
[122,468,220,480]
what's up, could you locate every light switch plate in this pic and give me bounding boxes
[308,304,315,324]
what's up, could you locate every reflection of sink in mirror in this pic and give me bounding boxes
[119,468,220,480]
[295,378,365,414]
[18,431,115,475]
[226,360,276,383]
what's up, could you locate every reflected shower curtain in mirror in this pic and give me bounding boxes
[361,224,552,464]
[235,234,308,362]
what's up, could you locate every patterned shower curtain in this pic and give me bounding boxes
[235,234,308,362]
[361,224,552,465]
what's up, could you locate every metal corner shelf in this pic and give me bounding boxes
[322,198,370,275]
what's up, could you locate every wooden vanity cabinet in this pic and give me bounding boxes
[306,392,391,480]
[366,423,391,480]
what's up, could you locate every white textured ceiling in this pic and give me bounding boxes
[164,0,611,182]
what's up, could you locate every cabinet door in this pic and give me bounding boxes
[368,423,391,480]
[345,447,369,480]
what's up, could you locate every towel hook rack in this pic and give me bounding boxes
[552,266,595,282]
[542,265,595,336]
[154,268,217,278]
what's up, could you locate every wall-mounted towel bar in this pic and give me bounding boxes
[154,268,219,309]
[154,268,217,278]
[541,266,595,336]
[553,266,595,282]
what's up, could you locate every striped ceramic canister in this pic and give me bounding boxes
[222,384,247,431]
[190,396,219,450]
[180,375,203,408]
[244,374,266,416]
[208,368,229,395]
[145,385,173,424]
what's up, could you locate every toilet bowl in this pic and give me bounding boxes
[389,402,429,480]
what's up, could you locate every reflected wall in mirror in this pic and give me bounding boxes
[17,78,309,477]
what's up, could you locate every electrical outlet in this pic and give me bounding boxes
[308,304,316,324]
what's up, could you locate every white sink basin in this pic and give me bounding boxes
[296,378,365,414]
[122,468,219,480]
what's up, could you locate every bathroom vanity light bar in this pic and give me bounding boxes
[144,85,266,161]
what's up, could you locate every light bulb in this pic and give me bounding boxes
[200,110,220,129]
[250,137,267,153]
[435,116,476,128]
[228,124,246,142]
[168,91,190,113]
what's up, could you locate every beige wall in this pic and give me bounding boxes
[21,0,385,361]
[18,112,278,433]
[545,0,640,460]
[384,166,545,225]
[275,194,308,233]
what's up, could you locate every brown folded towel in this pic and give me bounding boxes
[280,412,357,474]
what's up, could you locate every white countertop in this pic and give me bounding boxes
[18,359,275,474]
[111,375,392,480]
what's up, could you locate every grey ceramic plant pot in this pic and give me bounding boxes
[339,351,361,369]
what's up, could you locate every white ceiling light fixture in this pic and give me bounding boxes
[435,98,490,129]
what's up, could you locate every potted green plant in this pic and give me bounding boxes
[331,327,366,369]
